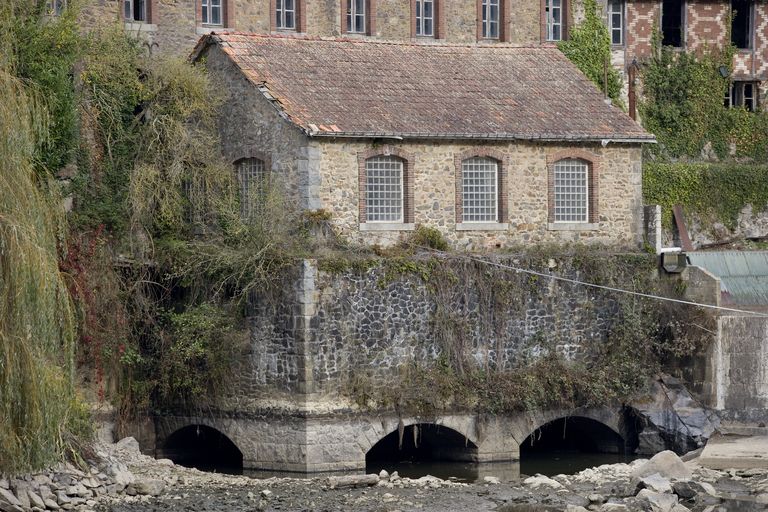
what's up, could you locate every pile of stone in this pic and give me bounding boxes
[0,438,165,512]
[327,469,472,490]
[521,450,768,512]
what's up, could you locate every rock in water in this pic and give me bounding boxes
[631,451,692,481]
[327,474,379,489]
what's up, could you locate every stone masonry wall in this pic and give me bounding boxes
[218,254,659,413]
[203,45,317,209]
[316,139,644,250]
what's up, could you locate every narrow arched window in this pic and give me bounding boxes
[235,158,267,219]
[553,158,589,223]
[461,156,499,223]
[365,156,404,223]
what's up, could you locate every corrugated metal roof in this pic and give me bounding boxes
[688,251,768,306]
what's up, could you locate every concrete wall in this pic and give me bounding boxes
[711,315,768,423]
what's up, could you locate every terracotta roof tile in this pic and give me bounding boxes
[196,33,654,142]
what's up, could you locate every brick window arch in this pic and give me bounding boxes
[358,146,414,225]
[547,150,600,225]
[454,149,508,224]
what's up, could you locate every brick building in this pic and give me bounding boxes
[75,0,766,108]
[191,33,653,249]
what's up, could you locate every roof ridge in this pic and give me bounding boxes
[210,31,559,50]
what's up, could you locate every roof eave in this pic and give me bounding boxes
[305,131,657,144]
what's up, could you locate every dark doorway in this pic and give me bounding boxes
[366,424,479,481]
[520,417,633,476]
[162,425,243,473]
[661,0,684,47]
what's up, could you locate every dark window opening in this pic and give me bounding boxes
[124,0,147,22]
[661,0,684,47]
[731,0,753,49]
[726,81,759,112]
[162,425,243,473]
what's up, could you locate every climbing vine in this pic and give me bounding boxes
[558,0,622,103]
[640,31,768,160]
[643,162,768,230]
[333,247,713,418]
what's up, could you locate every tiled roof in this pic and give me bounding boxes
[194,33,654,143]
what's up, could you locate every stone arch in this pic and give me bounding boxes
[155,417,245,471]
[511,407,632,456]
[365,421,480,467]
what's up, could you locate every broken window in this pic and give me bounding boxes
[482,0,499,38]
[553,159,589,223]
[661,0,684,47]
[725,81,759,112]
[347,0,366,33]
[545,0,564,41]
[608,0,624,46]
[365,156,404,223]
[731,0,753,49]
[415,0,434,37]
[202,0,222,25]
[275,0,296,30]
[461,157,499,223]
[124,0,147,22]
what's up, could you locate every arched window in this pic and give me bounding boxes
[552,158,589,223]
[461,157,499,223]
[364,155,404,223]
[235,158,267,219]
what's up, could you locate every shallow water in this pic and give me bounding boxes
[191,450,639,483]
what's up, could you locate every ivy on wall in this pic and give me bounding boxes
[643,162,768,229]
[640,33,768,160]
[558,0,622,103]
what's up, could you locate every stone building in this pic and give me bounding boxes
[191,33,653,248]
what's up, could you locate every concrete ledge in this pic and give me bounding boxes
[456,223,509,231]
[196,26,233,35]
[124,22,157,32]
[699,434,768,469]
[359,223,415,231]
[547,222,599,231]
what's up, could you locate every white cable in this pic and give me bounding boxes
[422,248,768,318]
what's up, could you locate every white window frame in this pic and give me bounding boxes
[202,0,223,26]
[608,0,624,46]
[347,0,366,34]
[462,157,499,223]
[415,0,434,37]
[730,0,754,50]
[553,159,589,223]
[276,0,296,30]
[482,0,500,39]
[236,158,267,219]
[545,0,563,41]
[365,156,404,223]
[124,0,147,22]
[727,81,759,112]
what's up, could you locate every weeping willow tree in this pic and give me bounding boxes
[0,4,83,473]
[0,70,81,473]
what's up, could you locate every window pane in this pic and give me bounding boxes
[424,0,432,18]
[356,13,365,32]
[424,18,432,36]
[366,157,403,222]
[285,11,295,28]
[124,0,132,19]
[462,157,498,223]
[212,4,221,24]
[554,159,588,223]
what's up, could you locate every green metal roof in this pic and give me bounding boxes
[687,251,768,306]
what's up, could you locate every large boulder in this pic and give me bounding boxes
[631,451,692,481]
[630,375,719,455]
